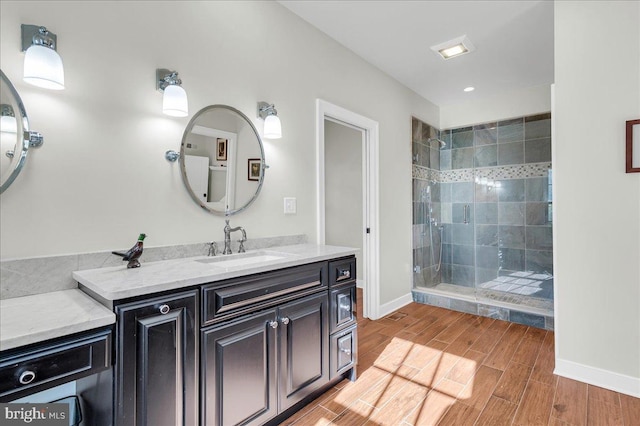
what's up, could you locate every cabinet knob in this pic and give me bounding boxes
[340,348,352,356]
[280,317,290,325]
[269,321,278,329]
[19,370,36,385]
[159,304,171,315]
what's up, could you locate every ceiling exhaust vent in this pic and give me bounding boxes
[431,35,475,60]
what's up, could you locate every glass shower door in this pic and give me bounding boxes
[474,115,554,317]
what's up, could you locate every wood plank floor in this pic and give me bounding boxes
[281,290,640,426]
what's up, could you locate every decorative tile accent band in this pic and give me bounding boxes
[412,165,440,181]
[413,162,551,183]
[440,168,475,183]
[475,162,551,181]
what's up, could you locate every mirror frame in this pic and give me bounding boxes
[0,70,31,194]
[179,104,266,216]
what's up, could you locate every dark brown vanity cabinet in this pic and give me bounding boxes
[111,256,356,426]
[114,290,198,426]
[201,285,329,425]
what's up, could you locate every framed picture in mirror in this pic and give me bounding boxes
[248,158,261,181]
[216,138,228,161]
[627,119,640,173]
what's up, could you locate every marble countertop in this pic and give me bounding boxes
[73,244,357,304]
[0,289,115,352]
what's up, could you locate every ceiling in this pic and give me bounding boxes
[278,1,554,107]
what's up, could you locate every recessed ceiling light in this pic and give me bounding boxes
[430,35,475,60]
[464,86,475,92]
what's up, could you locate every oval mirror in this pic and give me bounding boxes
[180,105,265,215]
[1,70,41,194]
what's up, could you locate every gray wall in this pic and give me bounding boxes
[554,1,639,388]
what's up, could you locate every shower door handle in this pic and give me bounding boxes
[463,204,470,224]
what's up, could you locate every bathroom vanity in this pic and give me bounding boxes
[73,244,358,426]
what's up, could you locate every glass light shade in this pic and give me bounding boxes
[0,116,17,134]
[162,85,188,117]
[263,114,282,139]
[23,45,65,90]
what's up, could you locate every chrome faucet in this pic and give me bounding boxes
[223,220,247,254]
[207,241,218,256]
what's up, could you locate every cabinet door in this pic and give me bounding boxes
[278,292,329,411]
[202,309,277,426]
[115,291,198,426]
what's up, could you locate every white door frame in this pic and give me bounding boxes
[316,99,380,320]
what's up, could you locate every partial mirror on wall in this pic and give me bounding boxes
[0,70,43,194]
[179,105,266,215]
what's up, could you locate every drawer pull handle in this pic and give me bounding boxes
[280,317,290,325]
[159,304,170,315]
[19,370,36,385]
[338,269,351,280]
[269,321,278,329]
[339,302,351,310]
[340,348,352,356]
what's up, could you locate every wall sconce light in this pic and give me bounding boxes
[0,104,18,134]
[156,69,188,117]
[257,101,282,139]
[21,24,65,90]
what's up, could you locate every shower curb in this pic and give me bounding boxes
[412,288,554,330]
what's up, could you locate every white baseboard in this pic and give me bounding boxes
[378,293,413,318]
[555,358,640,397]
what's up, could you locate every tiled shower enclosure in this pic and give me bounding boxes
[411,114,554,329]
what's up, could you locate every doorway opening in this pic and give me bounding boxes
[316,99,380,319]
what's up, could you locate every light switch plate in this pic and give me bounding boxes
[284,197,297,214]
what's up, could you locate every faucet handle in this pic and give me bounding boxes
[207,241,218,256]
[237,240,246,253]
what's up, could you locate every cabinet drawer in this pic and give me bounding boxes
[329,258,356,287]
[329,325,357,379]
[0,328,111,401]
[202,262,327,325]
[329,284,356,334]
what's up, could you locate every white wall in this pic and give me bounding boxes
[324,120,363,280]
[440,84,551,129]
[0,1,438,306]
[554,1,640,395]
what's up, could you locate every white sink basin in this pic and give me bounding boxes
[195,250,293,269]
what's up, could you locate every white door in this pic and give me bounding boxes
[184,155,209,203]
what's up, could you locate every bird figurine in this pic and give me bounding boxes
[112,233,146,268]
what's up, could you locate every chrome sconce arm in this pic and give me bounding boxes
[165,150,179,162]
